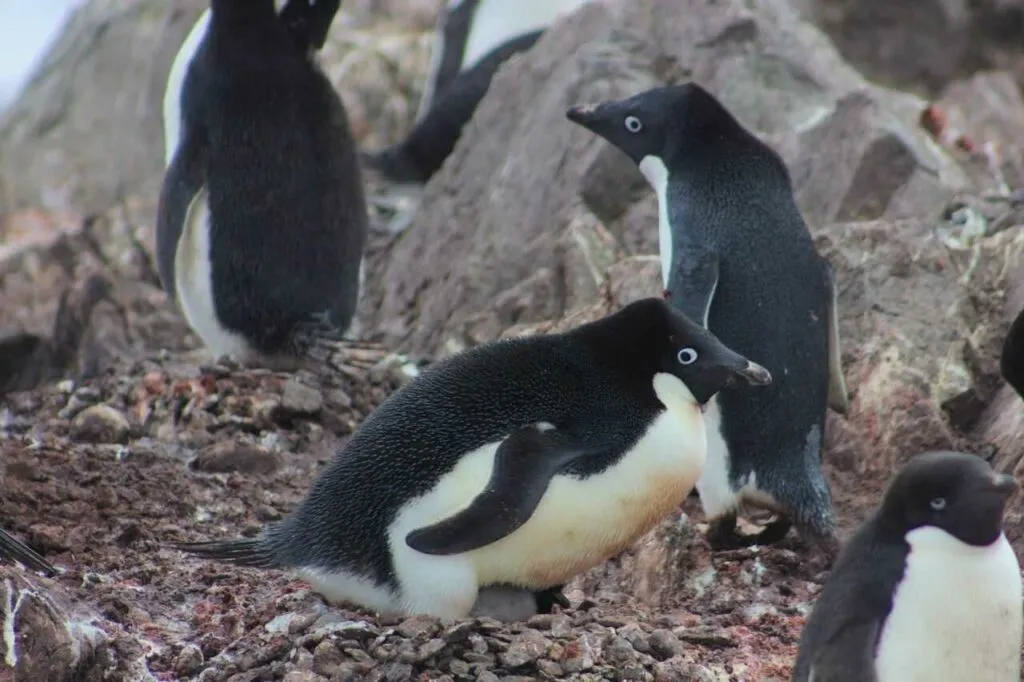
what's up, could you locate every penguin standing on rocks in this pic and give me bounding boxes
[173,297,771,620]
[792,451,1022,682]
[362,0,593,189]
[566,83,851,551]
[0,526,56,576]
[156,0,376,373]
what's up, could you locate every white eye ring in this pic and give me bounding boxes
[624,116,643,133]
[677,348,698,365]
[930,497,947,511]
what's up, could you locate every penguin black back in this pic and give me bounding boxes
[791,451,1020,681]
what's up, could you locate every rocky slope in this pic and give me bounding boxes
[1,0,1024,680]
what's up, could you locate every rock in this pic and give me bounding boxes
[174,644,205,676]
[652,659,716,682]
[312,640,343,677]
[69,403,130,443]
[498,629,551,668]
[192,441,283,475]
[367,0,976,358]
[396,614,439,639]
[282,671,329,682]
[280,379,324,416]
[647,630,684,661]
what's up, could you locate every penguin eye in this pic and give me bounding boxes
[930,497,947,511]
[624,116,643,133]
[677,348,698,365]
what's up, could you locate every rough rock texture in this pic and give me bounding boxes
[1,0,1024,680]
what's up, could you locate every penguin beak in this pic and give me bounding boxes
[734,360,772,386]
[566,103,603,129]
[990,472,1018,497]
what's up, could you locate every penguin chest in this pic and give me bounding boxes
[875,529,1023,682]
[174,188,253,362]
[473,404,707,588]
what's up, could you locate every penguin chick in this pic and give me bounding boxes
[566,83,851,552]
[792,451,1022,682]
[156,0,380,375]
[361,0,592,234]
[0,526,56,576]
[173,297,771,620]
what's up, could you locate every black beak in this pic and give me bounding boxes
[566,103,601,128]
[736,360,772,385]
[990,472,1018,497]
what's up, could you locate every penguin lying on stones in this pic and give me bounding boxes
[566,83,851,553]
[361,0,593,233]
[0,526,56,576]
[157,0,380,374]
[792,451,1022,682]
[173,297,771,620]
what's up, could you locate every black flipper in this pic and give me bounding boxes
[405,425,606,555]
[170,537,281,569]
[802,619,881,682]
[822,257,850,416]
[0,527,57,576]
[666,246,719,328]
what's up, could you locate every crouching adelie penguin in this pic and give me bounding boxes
[172,297,771,620]
[362,0,593,188]
[566,83,851,552]
[156,0,374,373]
[792,451,1022,682]
[0,525,56,576]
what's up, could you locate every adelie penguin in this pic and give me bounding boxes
[566,83,851,551]
[362,0,592,201]
[157,0,378,373]
[792,451,1022,682]
[172,297,771,620]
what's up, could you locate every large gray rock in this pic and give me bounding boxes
[366,0,976,358]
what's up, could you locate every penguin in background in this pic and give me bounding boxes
[0,526,56,576]
[999,305,1024,399]
[156,0,377,373]
[791,451,1022,682]
[361,0,593,233]
[172,297,771,620]
[566,83,851,552]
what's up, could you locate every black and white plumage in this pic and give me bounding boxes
[361,0,593,187]
[0,526,56,576]
[173,297,771,620]
[157,0,374,372]
[792,451,1022,682]
[566,83,851,550]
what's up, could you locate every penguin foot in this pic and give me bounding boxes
[706,513,793,551]
[534,584,571,614]
[312,339,392,379]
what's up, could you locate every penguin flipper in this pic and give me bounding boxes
[405,426,603,556]
[666,246,719,328]
[801,618,880,682]
[822,258,851,416]
[0,527,57,576]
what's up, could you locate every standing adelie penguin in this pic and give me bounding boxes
[566,83,851,551]
[156,0,373,372]
[173,297,771,620]
[1000,305,1024,399]
[792,451,1022,682]
[0,525,56,576]
[361,0,593,186]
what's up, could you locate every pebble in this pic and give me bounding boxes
[498,629,550,667]
[312,640,343,677]
[282,672,328,682]
[192,441,282,475]
[69,404,130,444]
[173,643,204,676]
[648,629,684,661]
[396,614,439,639]
[281,379,324,415]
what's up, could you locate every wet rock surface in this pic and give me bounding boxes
[1,0,1024,680]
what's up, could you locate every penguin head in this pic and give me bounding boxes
[565,82,738,169]
[879,451,1018,547]
[594,298,771,405]
[278,0,341,53]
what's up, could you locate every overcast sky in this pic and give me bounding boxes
[0,0,82,112]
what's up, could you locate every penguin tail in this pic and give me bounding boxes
[170,537,282,570]
[0,527,57,576]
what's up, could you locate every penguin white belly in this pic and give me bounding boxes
[459,0,591,71]
[174,188,253,363]
[694,397,737,517]
[388,373,706,618]
[875,528,1023,682]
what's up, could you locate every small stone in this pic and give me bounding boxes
[379,662,414,681]
[70,404,130,444]
[397,614,439,639]
[648,629,683,661]
[671,627,736,648]
[447,659,470,676]
[596,615,631,628]
[312,640,343,677]
[173,643,204,676]
[333,661,376,682]
[549,615,573,638]
[477,673,500,682]
[536,660,563,676]
[498,676,535,682]
[193,441,282,475]
[620,663,653,681]
[653,659,716,682]
[444,621,475,643]
[604,636,636,665]
[417,638,446,660]
[499,628,551,667]
[281,379,323,415]
[282,672,328,682]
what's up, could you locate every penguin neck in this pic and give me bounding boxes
[211,0,278,26]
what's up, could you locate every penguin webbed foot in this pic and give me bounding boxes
[534,584,571,614]
[305,338,393,379]
[705,512,793,551]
